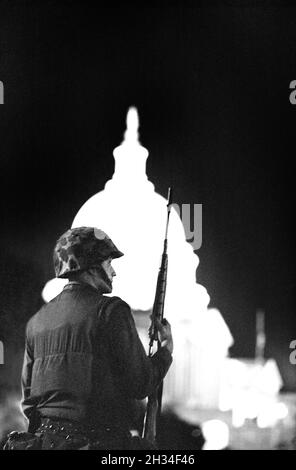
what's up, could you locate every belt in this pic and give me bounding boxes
[37,417,131,441]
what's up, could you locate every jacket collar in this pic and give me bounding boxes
[63,281,101,295]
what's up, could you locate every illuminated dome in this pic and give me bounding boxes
[72,107,209,317]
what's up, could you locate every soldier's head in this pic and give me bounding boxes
[53,227,123,294]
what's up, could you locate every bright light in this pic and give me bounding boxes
[257,402,289,428]
[275,402,289,420]
[202,420,229,450]
[220,358,284,428]
[42,278,67,303]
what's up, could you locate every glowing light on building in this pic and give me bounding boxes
[219,357,285,428]
[201,419,229,450]
[257,402,289,429]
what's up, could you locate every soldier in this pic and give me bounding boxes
[17,226,173,450]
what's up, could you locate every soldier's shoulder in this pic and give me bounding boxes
[26,291,62,328]
[25,302,47,334]
[100,295,132,324]
[101,295,130,310]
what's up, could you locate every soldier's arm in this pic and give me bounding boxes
[106,299,172,400]
[21,322,35,423]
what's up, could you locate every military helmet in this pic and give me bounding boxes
[53,226,124,279]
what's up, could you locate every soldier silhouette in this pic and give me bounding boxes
[4,226,173,450]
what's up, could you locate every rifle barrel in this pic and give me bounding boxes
[142,186,173,445]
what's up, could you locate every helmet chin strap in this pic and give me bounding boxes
[92,264,113,291]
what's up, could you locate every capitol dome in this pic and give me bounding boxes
[71,106,210,317]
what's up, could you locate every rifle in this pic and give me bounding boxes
[142,187,173,447]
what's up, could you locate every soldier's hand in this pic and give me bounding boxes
[155,318,173,355]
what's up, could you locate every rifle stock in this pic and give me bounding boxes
[142,389,158,445]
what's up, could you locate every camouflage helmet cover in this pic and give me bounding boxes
[53,226,124,278]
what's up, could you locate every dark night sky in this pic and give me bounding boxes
[0,2,295,390]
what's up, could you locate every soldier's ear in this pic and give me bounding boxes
[88,267,100,277]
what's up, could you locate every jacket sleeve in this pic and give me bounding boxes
[21,322,35,421]
[105,299,173,400]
